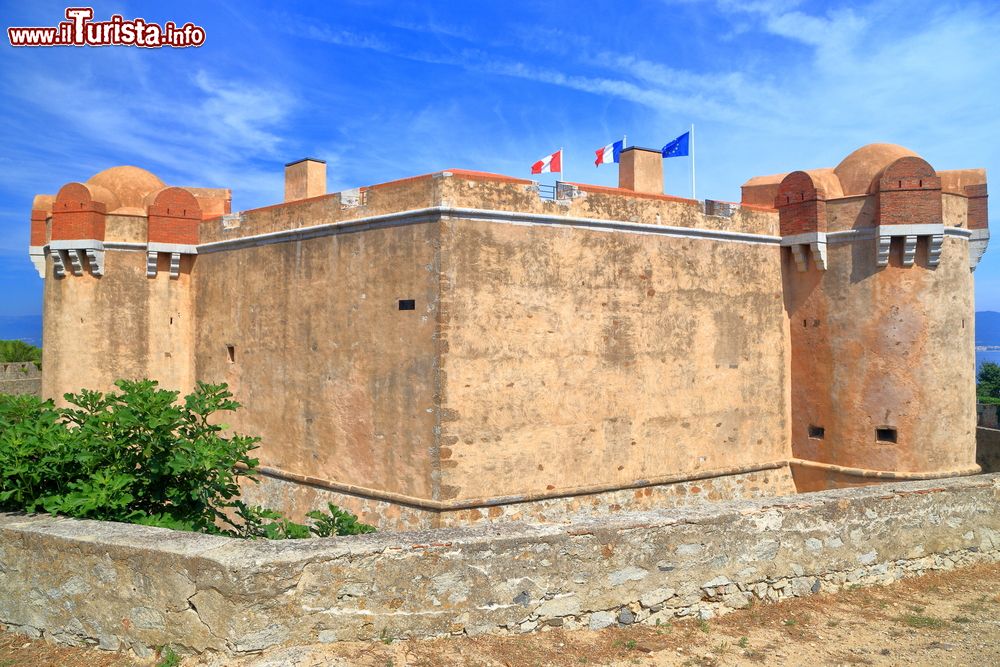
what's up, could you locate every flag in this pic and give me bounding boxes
[531,149,562,174]
[594,139,624,166]
[662,131,690,158]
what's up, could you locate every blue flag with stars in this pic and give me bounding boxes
[662,131,690,158]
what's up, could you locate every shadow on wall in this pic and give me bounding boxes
[977,403,1000,473]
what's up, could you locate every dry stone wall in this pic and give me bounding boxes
[0,475,997,660]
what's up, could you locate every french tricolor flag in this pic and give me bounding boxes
[531,149,562,175]
[595,138,624,166]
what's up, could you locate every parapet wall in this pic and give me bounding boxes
[1,474,997,659]
[0,361,41,397]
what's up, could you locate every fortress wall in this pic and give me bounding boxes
[191,220,443,511]
[438,175,780,235]
[1,475,996,656]
[436,214,791,502]
[41,249,195,402]
[785,201,976,482]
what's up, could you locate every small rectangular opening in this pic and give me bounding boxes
[876,427,897,443]
[226,345,235,363]
[398,299,415,311]
[808,425,825,439]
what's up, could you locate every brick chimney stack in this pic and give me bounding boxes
[284,158,327,202]
[618,147,663,195]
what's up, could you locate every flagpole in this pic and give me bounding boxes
[623,134,627,150]
[561,147,565,185]
[690,124,696,200]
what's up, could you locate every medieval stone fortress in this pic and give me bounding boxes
[25,143,990,530]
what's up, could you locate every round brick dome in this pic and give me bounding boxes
[87,166,166,213]
[834,144,920,196]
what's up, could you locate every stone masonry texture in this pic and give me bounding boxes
[0,474,997,659]
[0,362,41,397]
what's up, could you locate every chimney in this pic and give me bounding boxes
[618,147,663,195]
[284,158,327,202]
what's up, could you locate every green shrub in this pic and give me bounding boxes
[978,362,1000,400]
[0,339,41,366]
[0,380,375,538]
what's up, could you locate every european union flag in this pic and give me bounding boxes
[662,131,690,158]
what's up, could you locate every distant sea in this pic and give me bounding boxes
[977,348,1000,371]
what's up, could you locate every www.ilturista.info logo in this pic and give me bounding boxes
[7,7,206,48]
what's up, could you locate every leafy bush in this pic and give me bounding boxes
[0,339,41,366]
[0,380,375,538]
[978,362,1000,400]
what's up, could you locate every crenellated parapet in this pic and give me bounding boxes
[27,167,228,280]
[873,156,944,267]
[776,170,832,272]
[746,144,990,273]
[146,187,202,278]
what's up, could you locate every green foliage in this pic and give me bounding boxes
[156,646,181,667]
[0,380,375,538]
[978,362,1000,400]
[0,339,41,366]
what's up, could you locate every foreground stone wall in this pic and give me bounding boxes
[0,475,997,659]
[0,361,41,397]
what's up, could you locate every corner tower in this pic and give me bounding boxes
[29,167,230,401]
[746,144,988,490]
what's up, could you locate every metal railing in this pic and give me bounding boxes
[536,181,584,201]
[704,199,739,218]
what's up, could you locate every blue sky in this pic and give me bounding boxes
[1,0,999,330]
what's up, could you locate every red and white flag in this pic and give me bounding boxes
[531,149,562,175]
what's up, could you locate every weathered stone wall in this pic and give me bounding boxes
[979,403,999,429]
[1,475,996,659]
[978,428,1000,472]
[0,361,41,397]
[238,464,796,529]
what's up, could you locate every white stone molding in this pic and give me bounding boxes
[969,228,990,271]
[169,253,181,278]
[147,242,198,255]
[28,246,45,278]
[146,251,158,277]
[901,235,918,267]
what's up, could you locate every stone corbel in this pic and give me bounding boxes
[49,240,104,278]
[51,249,66,278]
[969,229,989,271]
[901,235,918,267]
[874,224,945,269]
[781,232,827,273]
[927,234,944,268]
[876,236,892,267]
[67,250,84,276]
